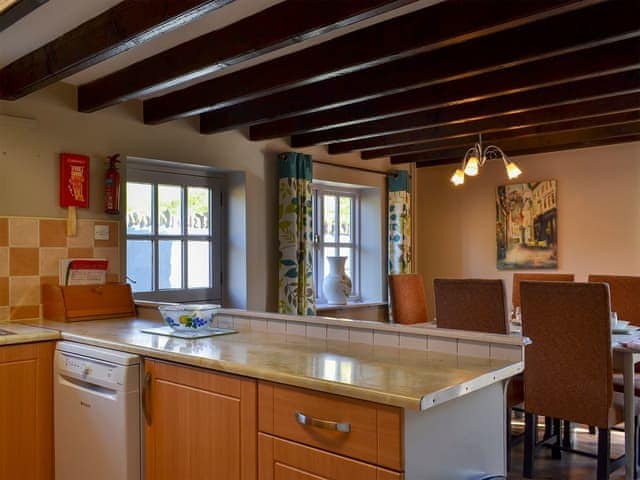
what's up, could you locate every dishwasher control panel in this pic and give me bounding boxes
[56,351,139,392]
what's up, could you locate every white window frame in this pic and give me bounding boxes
[125,161,223,303]
[312,184,361,303]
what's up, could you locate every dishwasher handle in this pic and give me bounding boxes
[142,371,152,426]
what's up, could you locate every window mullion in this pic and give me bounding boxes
[153,184,159,293]
[182,185,188,290]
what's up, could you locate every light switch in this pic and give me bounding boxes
[94,225,110,241]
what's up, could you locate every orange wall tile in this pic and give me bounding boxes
[9,248,39,276]
[0,216,121,320]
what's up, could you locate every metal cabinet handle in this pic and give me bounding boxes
[142,371,152,425]
[295,411,350,433]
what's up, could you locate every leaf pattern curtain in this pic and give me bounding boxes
[278,152,316,315]
[388,170,412,274]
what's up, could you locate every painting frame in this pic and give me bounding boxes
[496,180,558,270]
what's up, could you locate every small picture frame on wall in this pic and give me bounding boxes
[496,180,557,270]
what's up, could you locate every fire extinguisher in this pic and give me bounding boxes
[104,154,121,215]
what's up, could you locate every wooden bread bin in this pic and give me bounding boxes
[42,283,136,322]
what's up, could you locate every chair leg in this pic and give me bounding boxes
[597,427,610,480]
[506,407,512,472]
[552,418,562,459]
[524,412,536,478]
[544,416,553,440]
[562,420,572,449]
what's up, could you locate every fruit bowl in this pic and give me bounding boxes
[157,304,221,331]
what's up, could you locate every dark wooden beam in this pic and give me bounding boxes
[144,0,601,124]
[390,121,640,165]
[248,3,640,141]
[214,1,640,136]
[361,111,640,158]
[415,134,640,167]
[0,0,234,100]
[329,91,640,154]
[293,68,640,148]
[77,0,417,113]
[0,0,48,33]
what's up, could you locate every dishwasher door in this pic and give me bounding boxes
[54,342,141,480]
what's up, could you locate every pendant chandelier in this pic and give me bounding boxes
[450,133,522,186]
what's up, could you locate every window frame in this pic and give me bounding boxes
[125,162,223,303]
[312,184,361,303]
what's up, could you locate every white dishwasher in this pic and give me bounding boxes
[54,341,141,480]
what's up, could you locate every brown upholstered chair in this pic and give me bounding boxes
[521,281,633,479]
[512,273,575,310]
[433,278,509,334]
[590,275,640,397]
[389,274,428,325]
[588,275,640,325]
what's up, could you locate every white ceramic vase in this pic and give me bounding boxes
[323,256,352,305]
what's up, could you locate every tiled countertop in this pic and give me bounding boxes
[23,317,522,411]
[0,322,60,345]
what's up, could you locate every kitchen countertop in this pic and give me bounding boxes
[0,322,61,345]
[22,317,522,411]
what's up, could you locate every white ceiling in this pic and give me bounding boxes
[0,0,442,97]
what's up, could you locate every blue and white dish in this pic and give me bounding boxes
[158,304,221,332]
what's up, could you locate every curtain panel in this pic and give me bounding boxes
[388,170,412,275]
[277,152,316,315]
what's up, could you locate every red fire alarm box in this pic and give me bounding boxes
[60,153,90,208]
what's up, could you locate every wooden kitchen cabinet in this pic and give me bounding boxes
[258,434,403,480]
[0,341,54,480]
[143,359,257,480]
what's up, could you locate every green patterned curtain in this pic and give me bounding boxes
[388,171,412,274]
[278,152,316,315]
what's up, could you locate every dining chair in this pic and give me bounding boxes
[388,273,428,324]
[433,278,509,334]
[588,275,640,325]
[521,281,634,479]
[433,278,522,470]
[512,273,575,310]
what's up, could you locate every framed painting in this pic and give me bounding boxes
[496,180,557,270]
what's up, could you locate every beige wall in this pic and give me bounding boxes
[416,141,640,319]
[0,83,393,312]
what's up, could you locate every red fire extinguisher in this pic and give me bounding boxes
[104,154,121,215]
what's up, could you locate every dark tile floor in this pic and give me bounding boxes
[508,421,628,479]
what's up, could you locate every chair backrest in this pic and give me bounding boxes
[389,274,428,324]
[433,279,508,334]
[521,281,612,428]
[512,273,575,309]
[588,274,640,326]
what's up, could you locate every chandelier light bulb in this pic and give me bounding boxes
[464,155,479,176]
[505,161,523,179]
[450,168,465,186]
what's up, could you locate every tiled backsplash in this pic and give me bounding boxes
[0,216,120,321]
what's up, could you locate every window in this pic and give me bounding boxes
[313,184,360,302]
[125,161,223,303]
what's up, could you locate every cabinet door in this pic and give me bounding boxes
[0,342,54,480]
[144,359,257,480]
[258,434,402,480]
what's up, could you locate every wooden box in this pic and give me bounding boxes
[42,283,136,322]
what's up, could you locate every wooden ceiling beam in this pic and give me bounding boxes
[408,127,640,168]
[361,110,640,158]
[0,0,48,33]
[76,0,418,113]
[390,121,640,165]
[210,0,640,136]
[292,66,640,148]
[328,91,640,154]
[0,0,234,100]
[144,0,600,124]
[249,4,640,141]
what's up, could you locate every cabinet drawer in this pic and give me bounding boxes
[258,382,402,471]
[259,433,403,480]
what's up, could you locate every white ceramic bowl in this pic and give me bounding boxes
[158,304,221,332]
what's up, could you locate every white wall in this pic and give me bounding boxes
[415,141,640,319]
[0,82,393,312]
